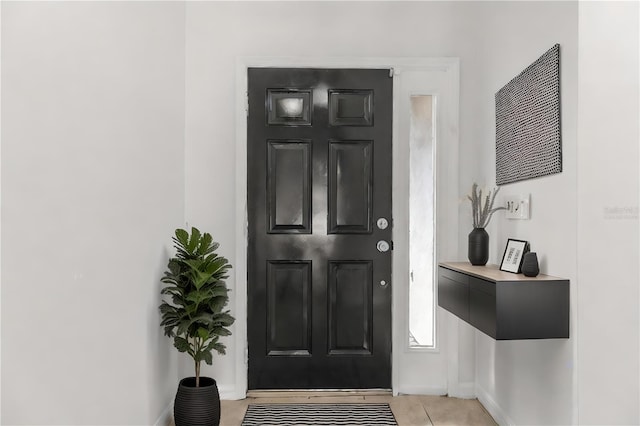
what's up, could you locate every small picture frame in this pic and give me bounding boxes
[500,239,529,273]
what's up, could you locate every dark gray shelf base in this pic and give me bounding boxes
[438,262,569,340]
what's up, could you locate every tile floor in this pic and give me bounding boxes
[212,393,498,426]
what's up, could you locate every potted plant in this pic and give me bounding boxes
[159,227,235,426]
[467,183,505,265]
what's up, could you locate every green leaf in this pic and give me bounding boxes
[213,326,232,337]
[207,241,220,255]
[159,304,176,314]
[161,287,183,298]
[161,320,179,333]
[187,227,201,254]
[177,314,215,336]
[184,303,198,316]
[211,286,229,297]
[203,351,213,365]
[182,259,216,290]
[175,229,189,247]
[161,274,178,283]
[168,259,182,276]
[186,290,205,304]
[208,296,227,313]
[174,336,191,353]
[216,312,235,327]
[172,294,186,306]
[198,233,213,256]
[197,327,209,340]
[209,341,226,355]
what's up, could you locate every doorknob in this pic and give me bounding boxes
[377,240,390,253]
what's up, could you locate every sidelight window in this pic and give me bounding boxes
[408,95,436,348]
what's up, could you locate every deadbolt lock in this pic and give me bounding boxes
[376,217,389,230]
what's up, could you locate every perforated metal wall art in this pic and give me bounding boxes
[496,44,561,185]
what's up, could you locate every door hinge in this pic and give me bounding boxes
[389,68,394,78]
[245,91,249,117]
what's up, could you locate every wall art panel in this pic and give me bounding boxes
[496,44,561,185]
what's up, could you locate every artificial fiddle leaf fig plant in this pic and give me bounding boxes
[159,227,235,388]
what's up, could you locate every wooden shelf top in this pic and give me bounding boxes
[439,262,567,282]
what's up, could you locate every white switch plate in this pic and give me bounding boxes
[505,194,530,219]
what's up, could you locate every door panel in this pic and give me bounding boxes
[248,68,392,389]
[329,90,373,126]
[267,90,312,126]
[328,261,373,355]
[267,141,311,233]
[328,141,372,233]
[266,261,312,355]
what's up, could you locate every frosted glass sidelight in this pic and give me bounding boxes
[409,95,435,348]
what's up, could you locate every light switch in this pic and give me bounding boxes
[505,195,530,219]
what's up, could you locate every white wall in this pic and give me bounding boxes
[577,2,639,424]
[468,3,579,425]
[1,2,185,424]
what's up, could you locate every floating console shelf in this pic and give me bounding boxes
[438,262,569,340]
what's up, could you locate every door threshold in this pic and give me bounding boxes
[247,389,392,398]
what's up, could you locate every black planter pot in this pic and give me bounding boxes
[174,377,220,426]
[468,228,489,266]
[522,252,540,277]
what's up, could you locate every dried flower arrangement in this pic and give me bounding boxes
[468,183,505,229]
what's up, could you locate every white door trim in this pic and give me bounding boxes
[233,57,459,399]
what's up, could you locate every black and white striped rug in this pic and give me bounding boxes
[242,403,397,425]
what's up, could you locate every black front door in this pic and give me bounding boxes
[247,68,392,389]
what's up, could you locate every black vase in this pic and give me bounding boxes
[174,377,220,426]
[468,228,489,266]
[522,252,540,277]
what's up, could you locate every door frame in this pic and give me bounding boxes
[233,57,460,400]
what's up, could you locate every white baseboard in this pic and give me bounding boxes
[476,384,514,426]
[395,385,448,396]
[448,381,476,399]
[219,384,245,400]
[153,402,173,426]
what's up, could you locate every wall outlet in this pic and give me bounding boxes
[505,194,530,219]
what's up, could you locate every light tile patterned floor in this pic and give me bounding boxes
[210,394,498,426]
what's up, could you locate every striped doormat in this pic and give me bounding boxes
[242,403,397,425]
